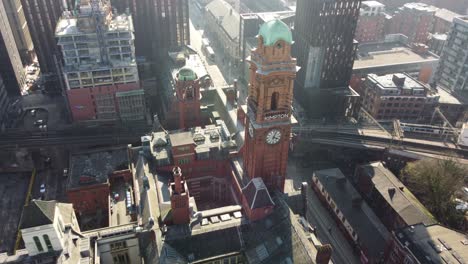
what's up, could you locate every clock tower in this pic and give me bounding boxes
[243,19,297,192]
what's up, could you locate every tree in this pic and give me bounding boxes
[401,158,467,226]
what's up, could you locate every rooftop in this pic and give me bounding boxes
[396,224,468,264]
[149,122,238,166]
[368,73,425,90]
[434,8,460,24]
[21,200,56,229]
[258,19,293,46]
[313,168,390,261]
[358,162,436,226]
[436,86,468,105]
[206,0,240,41]
[362,1,385,8]
[401,2,437,13]
[68,147,129,189]
[161,196,317,263]
[353,42,439,71]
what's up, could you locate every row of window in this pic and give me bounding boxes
[33,234,53,252]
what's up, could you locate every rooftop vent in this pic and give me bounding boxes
[392,75,406,87]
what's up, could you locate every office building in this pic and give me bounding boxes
[0,1,26,96]
[434,17,468,91]
[432,8,461,34]
[128,0,190,60]
[355,1,386,43]
[294,0,361,119]
[21,0,64,74]
[55,0,143,121]
[360,73,439,122]
[3,0,35,64]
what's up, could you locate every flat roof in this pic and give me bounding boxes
[436,86,466,105]
[368,73,425,90]
[314,168,390,260]
[353,42,439,71]
[362,1,385,8]
[69,147,129,189]
[434,8,460,23]
[358,162,436,226]
[396,224,468,264]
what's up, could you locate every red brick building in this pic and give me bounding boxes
[360,73,439,122]
[386,3,437,44]
[67,147,132,228]
[355,1,386,43]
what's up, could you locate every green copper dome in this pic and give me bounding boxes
[178,67,197,81]
[258,19,293,46]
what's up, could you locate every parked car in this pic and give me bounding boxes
[63,168,68,178]
[40,184,46,194]
[34,119,44,126]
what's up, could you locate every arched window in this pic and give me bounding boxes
[43,234,53,251]
[33,236,43,252]
[271,92,279,110]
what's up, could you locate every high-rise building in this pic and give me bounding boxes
[3,0,35,65]
[244,19,297,192]
[21,0,64,74]
[355,1,386,43]
[128,0,190,60]
[56,0,143,121]
[293,0,360,119]
[0,1,26,96]
[435,17,468,91]
[0,76,10,125]
[386,3,437,44]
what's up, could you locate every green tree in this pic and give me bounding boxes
[401,158,467,226]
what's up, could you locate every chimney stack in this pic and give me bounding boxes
[316,244,333,264]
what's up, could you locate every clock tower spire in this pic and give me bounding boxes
[243,19,297,192]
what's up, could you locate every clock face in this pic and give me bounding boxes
[266,129,281,145]
[248,123,254,138]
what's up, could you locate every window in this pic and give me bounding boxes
[178,158,191,165]
[43,234,53,251]
[271,92,279,110]
[33,236,43,252]
[112,252,130,264]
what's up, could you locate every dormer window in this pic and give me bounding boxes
[276,42,283,49]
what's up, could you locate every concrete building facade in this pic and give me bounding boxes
[21,0,64,74]
[355,1,386,43]
[434,17,468,91]
[3,0,35,65]
[56,1,144,121]
[0,0,26,96]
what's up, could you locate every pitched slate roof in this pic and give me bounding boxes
[206,0,240,41]
[242,178,275,209]
[21,200,56,229]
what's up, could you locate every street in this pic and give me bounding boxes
[287,158,361,264]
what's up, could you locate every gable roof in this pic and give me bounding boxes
[242,178,275,209]
[206,0,240,41]
[21,200,56,229]
[359,162,436,226]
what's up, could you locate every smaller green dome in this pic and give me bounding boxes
[258,19,293,46]
[178,67,197,81]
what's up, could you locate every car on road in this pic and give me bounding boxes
[40,184,46,194]
[63,168,68,178]
[34,119,45,126]
[30,109,36,116]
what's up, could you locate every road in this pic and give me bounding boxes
[286,159,361,264]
